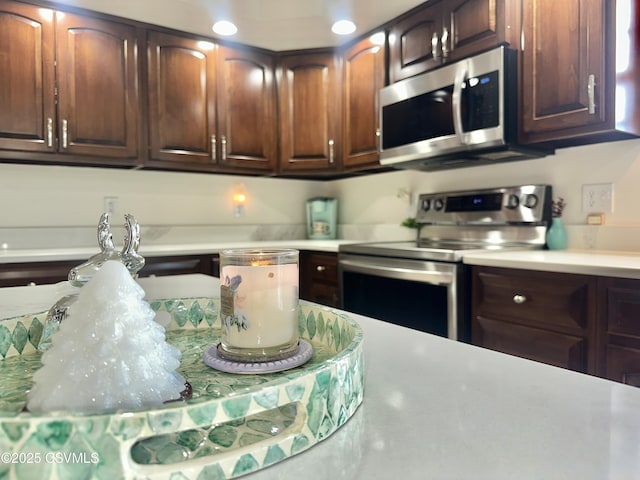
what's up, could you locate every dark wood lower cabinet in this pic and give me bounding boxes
[139,255,214,277]
[474,316,588,372]
[598,277,640,387]
[299,251,340,308]
[0,255,216,287]
[0,260,80,287]
[472,266,598,375]
[473,266,640,386]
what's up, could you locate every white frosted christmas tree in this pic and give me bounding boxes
[27,260,185,413]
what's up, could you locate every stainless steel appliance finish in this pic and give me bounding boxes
[338,185,552,341]
[379,46,550,171]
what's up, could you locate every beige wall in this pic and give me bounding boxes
[0,164,324,228]
[2,138,640,248]
[328,138,640,228]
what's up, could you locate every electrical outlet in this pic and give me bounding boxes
[582,183,613,213]
[104,196,118,216]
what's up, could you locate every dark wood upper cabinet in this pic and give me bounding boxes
[0,1,55,153]
[341,36,386,172]
[520,0,606,143]
[389,0,518,83]
[388,1,443,83]
[147,33,277,173]
[0,1,139,163]
[520,0,640,145]
[147,31,218,169]
[215,46,277,173]
[56,13,139,159]
[277,52,341,174]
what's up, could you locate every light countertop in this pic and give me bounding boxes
[0,240,354,264]
[2,275,640,479]
[463,249,640,279]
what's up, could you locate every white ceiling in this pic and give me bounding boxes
[53,0,426,51]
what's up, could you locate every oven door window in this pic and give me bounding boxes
[342,270,447,337]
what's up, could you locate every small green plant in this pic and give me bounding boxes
[401,217,419,229]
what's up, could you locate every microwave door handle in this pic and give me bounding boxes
[452,62,469,145]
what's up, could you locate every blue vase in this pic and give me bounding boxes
[546,217,568,250]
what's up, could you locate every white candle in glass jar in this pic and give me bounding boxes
[220,262,298,349]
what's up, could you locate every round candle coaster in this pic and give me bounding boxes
[203,339,313,374]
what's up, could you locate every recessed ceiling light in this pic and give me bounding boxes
[332,20,356,35]
[212,20,238,36]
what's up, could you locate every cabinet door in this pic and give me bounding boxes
[0,1,55,153]
[342,36,385,171]
[520,0,607,143]
[446,0,519,62]
[147,31,217,168]
[598,277,640,386]
[216,46,276,173]
[56,13,139,160]
[388,2,444,83]
[278,52,341,173]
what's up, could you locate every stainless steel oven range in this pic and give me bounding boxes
[338,185,552,342]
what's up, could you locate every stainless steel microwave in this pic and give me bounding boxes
[379,46,550,171]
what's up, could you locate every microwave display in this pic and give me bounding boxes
[381,70,500,151]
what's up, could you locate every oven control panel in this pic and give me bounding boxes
[415,185,551,225]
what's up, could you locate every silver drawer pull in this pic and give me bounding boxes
[46,117,53,148]
[513,294,527,304]
[328,139,334,164]
[587,74,596,114]
[61,119,68,149]
[316,265,326,272]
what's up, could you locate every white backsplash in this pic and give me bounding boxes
[2,138,640,254]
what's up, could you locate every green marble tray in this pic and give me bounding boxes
[0,298,364,480]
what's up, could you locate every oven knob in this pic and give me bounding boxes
[523,194,539,208]
[506,194,520,209]
[434,198,444,211]
[421,198,431,211]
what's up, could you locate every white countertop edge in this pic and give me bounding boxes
[0,240,358,263]
[463,249,640,279]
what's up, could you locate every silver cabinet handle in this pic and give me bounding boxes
[221,135,227,161]
[46,117,53,148]
[431,32,440,59]
[328,139,334,164]
[441,27,449,59]
[210,135,216,161]
[513,294,527,304]
[316,265,326,272]
[61,119,68,149]
[587,74,596,114]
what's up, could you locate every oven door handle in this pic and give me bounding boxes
[339,257,454,286]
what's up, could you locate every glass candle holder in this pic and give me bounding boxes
[219,248,299,362]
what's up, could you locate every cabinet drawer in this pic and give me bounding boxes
[474,267,595,331]
[303,253,338,283]
[475,316,587,372]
